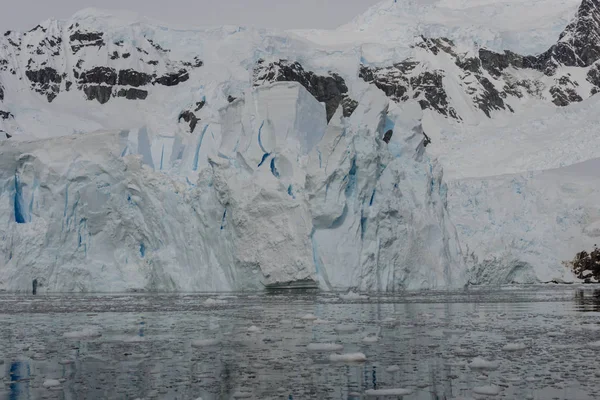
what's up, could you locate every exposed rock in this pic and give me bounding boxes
[118,69,152,87]
[182,56,203,68]
[383,129,393,144]
[227,95,237,103]
[116,88,148,100]
[25,67,62,102]
[194,100,206,112]
[83,85,112,104]
[122,53,131,59]
[341,96,358,117]
[410,71,459,119]
[154,69,189,86]
[178,110,199,132]
[146,38,169,52]
[568,246,600,283]
[537,0,600,73]
[110,51,119,60]
[475,76,508,117]
[550,85,583,106]
[253,59,356,122]
[79,67,117,86]
[0,110,14,120]
[69,31,105,53]
[0,83,4,101]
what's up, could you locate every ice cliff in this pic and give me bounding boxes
[2,0,600,291]
[0,83,465,291]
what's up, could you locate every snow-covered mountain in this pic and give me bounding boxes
[0,0,598,291]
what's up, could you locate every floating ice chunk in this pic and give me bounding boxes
[329,352,367,362]
[455,348,478,357]
[362,335,379,343]
[63,328,102,339]
[191,338,221,347]
[306,343,344,351]
[43,379,61,388]
[365,388,413,396]
[313,319,331,324]
[472,385,500,395]
[58,359,74,365]
[588,341,600,349]
[301,313,318,320]
[204,298,227,306]
[339,292,369,300]
[469,357,499,371]
[334,324,359,333]
[385,365,400,372]
[547,331,565,337]
[280,319,292,324]
[247,325,261,333]
[502,343,527,351]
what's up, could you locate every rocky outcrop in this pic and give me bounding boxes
[253,59,357,122]
[118,69,152,87]
[79,67,117,86]
[178,110,199,132]
[83,85,112,104]
[568,246,600,283]
[154,69,189,86]
[69,30,105,53]
[116,88,148,100]
[0,110,14,120]
[25,67,62,102]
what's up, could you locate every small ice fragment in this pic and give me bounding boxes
[204,298,227,306]
[191,339,220,347]
[43,379,61,388]
[362,335,379,343]
[547,331,565,337]
[339,291,369,300]
[280,319,292,324]
[247,325,261,333]
[588,341,600,348]
[58,359,74,365]
[329,352,367,362]
[502,343,527,351]
[301,313,318,321]
[469,357,499,371]
[306,343,344,351]
[365,388,413,396]
[385,365,400,372]
[313,319,331,324]
[472,385,500,395]
[63,328,102,339]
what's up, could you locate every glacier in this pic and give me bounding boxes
[0,83,465,291]
[2,0,600,291]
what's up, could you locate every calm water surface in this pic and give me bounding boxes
[2,286,600,399]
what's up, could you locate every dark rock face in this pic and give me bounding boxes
[154,69,189,86]
[587,63,600,93]
[118,69,153,87]
[340,96,358,118]
[0,83,4,101]
[79,67,117,86]
[360,62,459,119]
[194,100,206,112]
[475,76,507,117]
[116,88,148,100]
[227,95,237,103]
[538,0,600,72]
[0,110,14,120]
[83,85,112,104]
[569,246,600,283]
[253,59,357,122]
[25,67,62,102]
[411,71,459,119]
[178,110,199,132]
[182,56,203,68]
[69,31,105,53]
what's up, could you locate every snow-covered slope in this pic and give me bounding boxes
[1,0,599,291]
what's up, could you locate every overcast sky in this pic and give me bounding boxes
[1,0,382,31]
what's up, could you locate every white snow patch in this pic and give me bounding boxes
[329,352,367,362]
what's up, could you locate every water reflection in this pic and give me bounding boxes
[0,287,599,399]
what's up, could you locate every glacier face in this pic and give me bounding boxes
[2,0,600,291]
[0,83,466,292]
